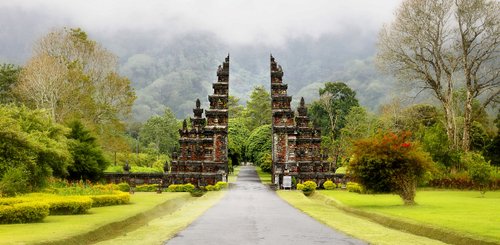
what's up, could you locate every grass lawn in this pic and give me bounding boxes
[256,167,272,184]
[277,191,445,245]
[0,192,189,244]
[96,191,225,245]
[320,190,500,243]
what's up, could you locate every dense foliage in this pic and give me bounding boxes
[67,120,109,181]
[246,124,272,167]
[349,131,434,205]
[0,105,71,194]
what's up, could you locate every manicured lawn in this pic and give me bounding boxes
[277,191,445,245]
[256,167,272,184]
[96,191,225,244]
[320,190,500,242]
[0,192,189,244]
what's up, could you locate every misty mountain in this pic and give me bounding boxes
[0,6,397,122]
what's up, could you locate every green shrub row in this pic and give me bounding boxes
[45,196,93,215]
[346,182,364,193]
[205,181,229,191]
[0,202,50,224]
[135,184,159,192]
[167,183,195,192]
[89,191,130,207]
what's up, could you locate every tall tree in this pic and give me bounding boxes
[377,0,458,148]
[377,0,500,151]
[0,64,21,104]
[15,28,135,142]
[455,0,500,151]
[67,120,109,181]
[245,85,271,131]
[309,82,359,138]
[228,95,245,119]
[139,108,179,156]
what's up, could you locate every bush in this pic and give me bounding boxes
[297,183,305,190]
[117,182,130,192]
[45,196,93,215]
[0,202,50,224]
[205,185,216,191]
[349,131,434,205]
[215,182,228,190]
[347,182,364,193]
[135,184,159,192]
[302,181,317,191]
[0,167,30,197]
[323,180,336,190]
[167,183,195,192]
[89,191,130,207]
[462,152,493,196]
[259,153,272,173]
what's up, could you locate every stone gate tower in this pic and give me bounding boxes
[270,55,332,187]
[168,56,229,186]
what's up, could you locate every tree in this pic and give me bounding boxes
[0,104,72,191]
[15,27,135,142]
[228,117,250,166]
[461,152,493,197]
[309,82,359,167]
[455,0,500,151]
[0,64,21,104]
[228,96,245,119]
[309,82,359,138]
[246,124,272,166]
[139,108,180,156]
[245,85,271,131]
[339,106,377,157]
[66,120,109,181]
[349,131,435,205]
[377,0,500,151]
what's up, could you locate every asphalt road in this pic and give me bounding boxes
[165,166,366,245]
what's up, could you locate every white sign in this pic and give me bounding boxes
[283,176,292,189]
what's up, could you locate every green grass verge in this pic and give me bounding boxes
[320,190,500,244]
[96,191,226,245]
[277,191,446,245]
[0,193,189,245]
[228,166,240,183]
[255,167,271,184]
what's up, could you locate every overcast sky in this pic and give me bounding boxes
[0,0,402,48]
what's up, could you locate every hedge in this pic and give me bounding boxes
[0,202,50,224]
[135,184,159,192]
[167,183,195,192]
[89,191,130,207]
[45,196,93,215]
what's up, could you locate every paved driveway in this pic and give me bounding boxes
[165,166,366,245]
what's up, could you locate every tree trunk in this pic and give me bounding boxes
[462,89,473,151]
[443,102,457,150]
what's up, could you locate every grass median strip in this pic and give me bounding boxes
[277,190,446,245]
[95,191,226,245]
[0,193,189,245]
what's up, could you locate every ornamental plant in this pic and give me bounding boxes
[348,131,434,205]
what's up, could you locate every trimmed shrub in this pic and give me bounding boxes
[117,182,130,192]
[45,196,93,215]
[167,183,195,192]
[182,183,195,192]
[0,167,30,197]
[215,182,228,190]
[297,183,305,190]
[205,185,216,191]
[135,184,159,192]
[89,191,130,207]
[303,181,317,191]
[323,180,336,190]
[347,182,364,193]
[0,202,50,224]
